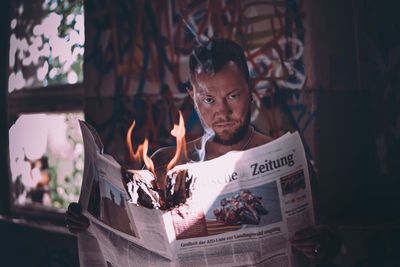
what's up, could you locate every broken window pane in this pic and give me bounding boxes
[8,0,84,92]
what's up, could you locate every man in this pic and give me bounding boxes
[67,38,341,263]
[151,38,272,169]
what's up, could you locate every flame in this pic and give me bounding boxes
[142,138,155,176]
[126,111,187,196]
[126,120,155,176]
[126,120,140,161]
[125,111,188,209]
[166,110,188,172]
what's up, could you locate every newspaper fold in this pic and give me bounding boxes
[77,120,315,267]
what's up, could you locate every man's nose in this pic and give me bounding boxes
[215,98,232,115]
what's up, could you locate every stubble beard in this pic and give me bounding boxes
[202,107,252,146]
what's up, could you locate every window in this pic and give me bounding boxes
[8,0,84,90]
[5,0,85,218]
[9,112,84,209]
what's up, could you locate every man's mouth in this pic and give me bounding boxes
[213,121,237,128]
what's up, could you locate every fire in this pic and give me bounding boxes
[126,111,187,196]
[142,138,155,175]
[126,120,140,161]
[126,120,155,175]
[126,111,188,207]
[166,110,188,172]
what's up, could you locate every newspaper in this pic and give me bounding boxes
[77,120,315,267]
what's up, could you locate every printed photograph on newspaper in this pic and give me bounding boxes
[169,179,283,240]
[87,163,138,237]
[205,182,282,234]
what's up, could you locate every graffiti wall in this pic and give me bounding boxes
[83,0,315,164]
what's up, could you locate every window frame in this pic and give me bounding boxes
[1,0,85,225]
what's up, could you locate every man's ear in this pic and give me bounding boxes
[248,77,256,91]
[187,82,194,98]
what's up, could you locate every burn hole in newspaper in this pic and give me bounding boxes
[122,167,194,210]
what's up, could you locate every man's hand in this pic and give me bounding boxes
[291,225,341,261]
[65,202,90,234]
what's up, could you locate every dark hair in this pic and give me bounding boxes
[189,38,249,84]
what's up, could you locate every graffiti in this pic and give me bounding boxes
[85,93,197,163]
[85,0,315,160]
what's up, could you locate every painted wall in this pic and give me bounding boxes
[83,0,316,168]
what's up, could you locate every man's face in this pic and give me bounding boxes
[189,61,251,145]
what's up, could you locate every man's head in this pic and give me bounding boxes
[188,38,252,145]
[189,38,250,85]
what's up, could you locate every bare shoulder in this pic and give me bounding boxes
[151,137,202,167]
[151,146,176,167]
[153,137,204,166]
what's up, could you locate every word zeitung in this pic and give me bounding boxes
[251,153,295,176]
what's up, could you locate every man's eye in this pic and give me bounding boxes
[203,98,214,104]
[228,94,239,99]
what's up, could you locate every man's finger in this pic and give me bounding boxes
[303,251,321,260]
[291,236,320,246]
[67,202,82,213]
[292,228,320,241]
[68,224,89,234]
[66,210,89,223]
[65,214,89,226]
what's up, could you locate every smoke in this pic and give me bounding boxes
[178,9,213,76]
[194,126,215,162]
[177,9,209,46]
[177,10,215,162]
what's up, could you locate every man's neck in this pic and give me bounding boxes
[204,126,254,160]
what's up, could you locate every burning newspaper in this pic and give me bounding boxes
[77,120,315,267]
